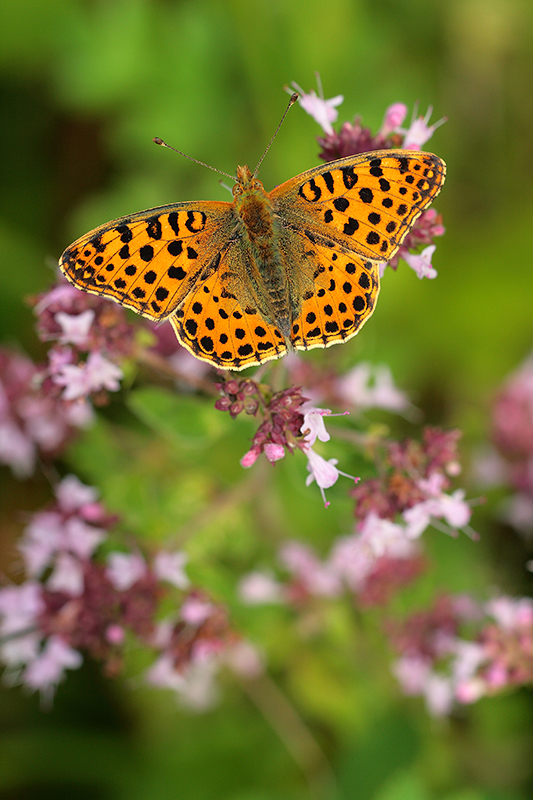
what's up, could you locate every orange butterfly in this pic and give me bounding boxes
[59,119,445,371]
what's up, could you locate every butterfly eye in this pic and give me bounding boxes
[233,184,243,196]
[251,180,263,190]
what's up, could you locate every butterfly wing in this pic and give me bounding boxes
[272,149,446,261]
[170,246,288,369]
[60,199,289,370]
[271,149,445,351]
[59,201,235,321]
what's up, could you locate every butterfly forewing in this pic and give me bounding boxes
[59,201,234,321]
[272,150,446,263]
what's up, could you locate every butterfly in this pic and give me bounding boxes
[59,147,445,371]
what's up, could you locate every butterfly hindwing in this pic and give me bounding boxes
[291,249,379,351]
[171,246,288,369]
[59,201,234,321]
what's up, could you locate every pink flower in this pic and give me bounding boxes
[434,489,472,529]
[330,513,416,591]
[23,636,82,695]
[19,512,65,577]
[238,572,284,604]
[263,442,285,462]
[300,407,332,446]
[0,417,35,477]
[145,653,188,691]
[106,552,147,591]
[424,673,455,717]
[304,447,358,507]
[55,309,95,347]
[336,363,411,413]
[33,283,81,315]
[379,102,408,138]
[240,448,260,468]
[46,553,84,596]
[304,451,338,505]
[181,597,215,626]
[0,630,41,669]
[452,640,487,685]
[105,624,126,645]
[401,245,438,279]
[392,654,432,695]
[223,641,263,678]
[145,654,219,709]
[485,596,533,629]
[53,351,123,399]
[359,512,415,559]
[290,78,344,135]
[0,582,44,635]
[400,106,446,149]
[55,474,99,513]
[392,655,454,716]
[280,541,342,597]
[403,490,472,538]
[62,517,106,560]
[153,551,190,589]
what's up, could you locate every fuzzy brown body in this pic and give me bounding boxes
[233,166,292,339]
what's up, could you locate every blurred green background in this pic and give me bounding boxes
[1,0,533,798]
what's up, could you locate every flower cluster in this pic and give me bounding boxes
[485,354,533,534]
[0,347,92,477]
[241,512,435,611]
[30,279,134,403]
[390,594,533,716]
[216,379,357,506]
[0,475,259,705]
[239,423,474,613]
[291,79,446,279]
[352,427,470,534]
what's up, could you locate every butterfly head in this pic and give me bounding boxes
[233,165,264,194]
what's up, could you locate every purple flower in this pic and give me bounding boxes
[403,489,472,538]
[181,597,215,626]
[153,551,190,589]
[336,363,412,413]
[400,245,438,280]
[399,106,446,149]
[303,449,356,508]
[55,474,99,513]
[23,636,83,696]
[53,351,124,400]
[46,552,84,596]
[280,541,342,597]
[290,77,343,135]
[55,309,95,347]
[300,407,333,446]
[263,442,286,462]
[379,103,408,138]
[238,572,284,604]
[106,552,147,591]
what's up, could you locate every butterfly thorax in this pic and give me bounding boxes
[232,165,292,340]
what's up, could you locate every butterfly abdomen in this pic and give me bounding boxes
[236,185,292,338]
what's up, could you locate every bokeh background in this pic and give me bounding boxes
[1,0,533,798]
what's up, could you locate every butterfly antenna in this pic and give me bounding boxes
[153,137,236,182]
[252,92,299,178]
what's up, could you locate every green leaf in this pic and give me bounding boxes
[127,386,226,449]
